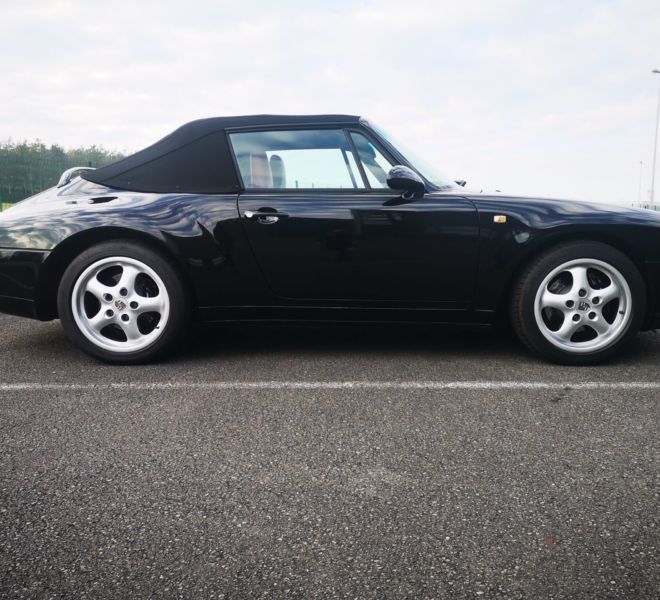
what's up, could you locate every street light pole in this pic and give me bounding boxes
[651,69,660,209]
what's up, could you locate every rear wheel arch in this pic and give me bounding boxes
[35,228,195,320]
[57,240,191,363]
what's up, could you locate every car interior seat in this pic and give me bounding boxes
[269,154,286,188]
[249,152,273,188]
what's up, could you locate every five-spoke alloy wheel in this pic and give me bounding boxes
[58,241,190,363]
[72,257,170,353]
[512,242,645,365]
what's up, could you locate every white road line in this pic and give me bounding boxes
[0,381,659,391]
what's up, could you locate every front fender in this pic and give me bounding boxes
[470,195,660,324]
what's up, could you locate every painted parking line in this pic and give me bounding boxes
[0,381,659,391]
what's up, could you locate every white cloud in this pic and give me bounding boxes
[0,0,658,204]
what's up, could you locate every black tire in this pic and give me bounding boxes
[57,240,191,364]
[511,241,646,365]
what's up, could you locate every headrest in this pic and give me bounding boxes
[269,154,286,188]
[250,152,273,188]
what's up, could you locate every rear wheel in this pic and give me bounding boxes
[511,242,645,365]
[58,241,190,364]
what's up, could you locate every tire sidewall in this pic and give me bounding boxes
[57,240,190,364]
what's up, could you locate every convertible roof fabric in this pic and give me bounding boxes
[82,114,361,194]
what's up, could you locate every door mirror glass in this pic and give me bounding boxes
[387,165,425,198]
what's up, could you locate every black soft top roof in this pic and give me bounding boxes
[82,114,361,194]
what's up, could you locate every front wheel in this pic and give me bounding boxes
[511,242,646,365]
[58,240,190,364]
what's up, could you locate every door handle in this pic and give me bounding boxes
[244,210,289,224]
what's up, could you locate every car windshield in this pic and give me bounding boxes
[366,121,455,190]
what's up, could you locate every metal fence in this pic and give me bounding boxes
[0,142,124,210]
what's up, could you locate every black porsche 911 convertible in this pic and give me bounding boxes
[0,114,659,364]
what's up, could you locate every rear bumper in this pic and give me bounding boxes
[0,248,50,320]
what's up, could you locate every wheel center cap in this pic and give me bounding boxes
[578,300,590,312]
[114,299,127,312]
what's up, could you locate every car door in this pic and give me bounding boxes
[229,127,479,305]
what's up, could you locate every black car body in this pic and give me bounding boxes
[0,114,659,363]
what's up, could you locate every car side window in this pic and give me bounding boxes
[229,129,363,190]
[349,132,394,189]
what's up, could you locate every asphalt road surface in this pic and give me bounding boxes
[0,314,658,599]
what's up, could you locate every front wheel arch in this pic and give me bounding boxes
[509,240,646,364]
[496,233,653,327]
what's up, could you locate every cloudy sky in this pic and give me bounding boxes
[1,0,659,204]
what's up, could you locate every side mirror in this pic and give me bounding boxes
[387,165,425,199]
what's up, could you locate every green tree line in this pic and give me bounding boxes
[0,140,124,206]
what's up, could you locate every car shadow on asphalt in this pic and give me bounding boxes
[179,321,658,368]
[185,322,515,359]
[2,317,657,371]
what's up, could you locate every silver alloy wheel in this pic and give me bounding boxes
[71,256,170,353]
[533,258,632,354]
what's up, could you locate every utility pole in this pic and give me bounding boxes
[651,69,660,209]
[638,161,643,206]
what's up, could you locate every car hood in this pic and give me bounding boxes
[449,189,660,226]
